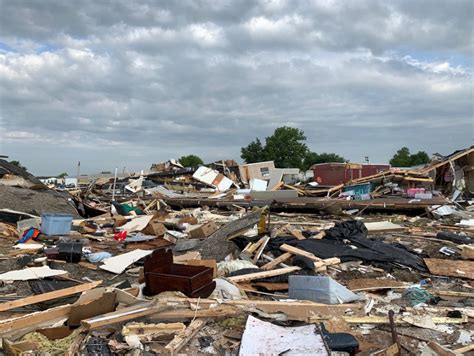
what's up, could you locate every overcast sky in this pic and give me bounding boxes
[0,0,472,175]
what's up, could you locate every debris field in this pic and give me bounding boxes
[0,147,473,355]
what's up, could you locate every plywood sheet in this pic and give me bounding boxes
[345,278,406,292]
[424,258,474,279]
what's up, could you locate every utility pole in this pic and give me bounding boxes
[76,161,80,187]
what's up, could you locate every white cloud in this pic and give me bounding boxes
[0,0,472,174]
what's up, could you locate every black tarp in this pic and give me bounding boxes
[266,220,427,272]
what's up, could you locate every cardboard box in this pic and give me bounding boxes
[142,220,167,236]
[179,216,199,225]
[188,221,218,239]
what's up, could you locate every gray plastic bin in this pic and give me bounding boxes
[41,213,73,236]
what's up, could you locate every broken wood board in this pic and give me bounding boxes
[68,291,116,327]
[227,266,300,283]
[148,306,243,321]
[261,252,293,270]
[289,229,306,240]
[253,236,270,263]
[345,279,407,292]
[280,244,321,261]
[424,258,474,279]
[122,322,185,337]
[0,265,68,281]
[100,249,153,274]
[0,280,101,312]
[81,302,167,329]
[434,290,474,298]
[0,304,72,339]
[164,318,208,356]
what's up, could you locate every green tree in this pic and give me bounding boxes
[263,127,308,169]
[304,152,346,169]
[410,151,430,166]
[178,154,204,167]
[57,172,68,179]
[240,138,266,164]
[389,147,430,167]
[9,160,27,171]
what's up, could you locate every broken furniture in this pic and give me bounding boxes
[143,248,215,297]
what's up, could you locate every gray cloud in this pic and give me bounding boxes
[0,0,472,175]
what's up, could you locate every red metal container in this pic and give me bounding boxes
[312,163,390,186]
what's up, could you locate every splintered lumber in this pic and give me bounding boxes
[253,236,270,263]
[314,257,341,269]
[122,322,186,336]
[227,266,301,283]
[0,280,102,312]
[164,318,208,356]
[424,258,474,279]
[261,252,293,270]
[280,244,322,261]
[240,236,265,260]
[0,304,72,336]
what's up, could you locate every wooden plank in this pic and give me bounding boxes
[435,290,474,298]
[0,280,101,312]
[270,181,284,191]
[314,257,341,269]
[280,244,321,261]
[161,297,362,321]
[227,266,301,283]
[261,252,293,270]
[81,302,167,330]
[454,343,474,354]
[149,307,242,321]
[253,236,270,263]
[424,258,474,279]
[164,318,207,356]
[312,231,325,239]
[289,229,306,240]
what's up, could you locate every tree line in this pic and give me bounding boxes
[8,127,431,172]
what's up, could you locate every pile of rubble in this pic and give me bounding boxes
[0,149,473,355]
